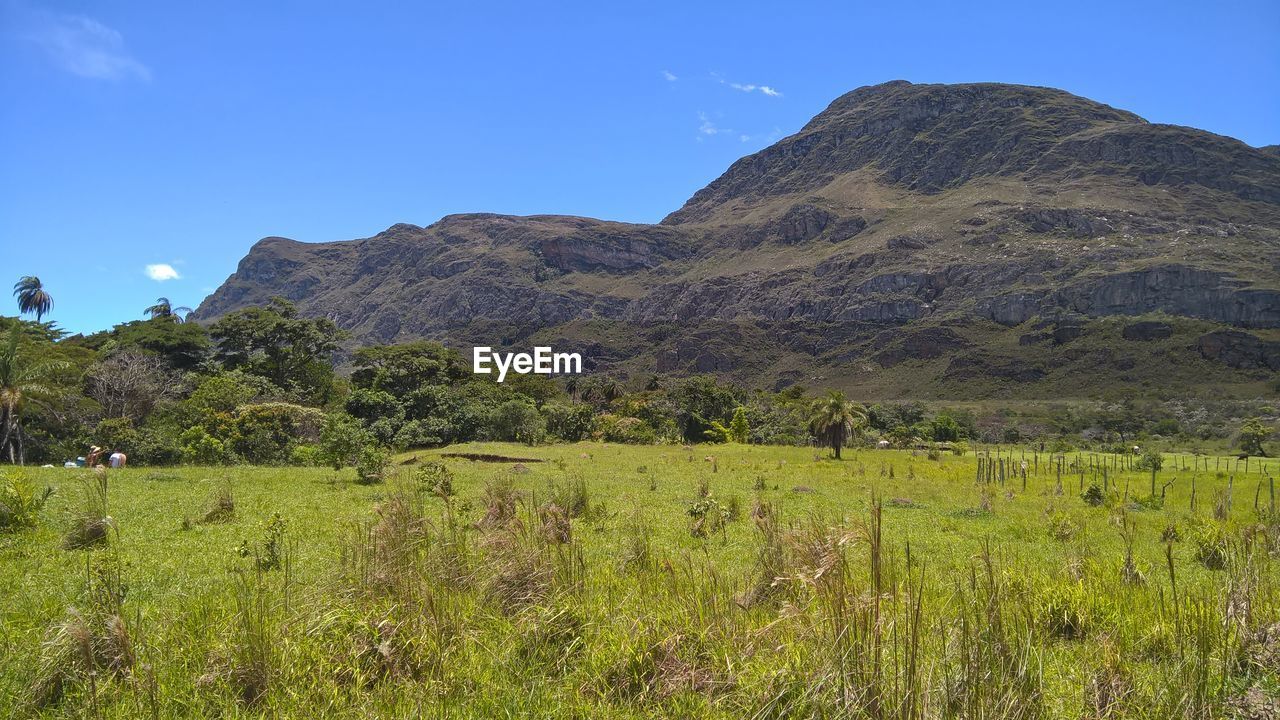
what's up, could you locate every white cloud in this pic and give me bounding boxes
[662,70,678,82]
[145,263,181,281]
[711,73,781,97]
[31,11,151,81]
[729,82,781,97]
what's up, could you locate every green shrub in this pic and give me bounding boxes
[179,426,231,465]
[729,407,749,443]
[223,403,324,465]
[392,418,448,450]
[1134,451,1164,472]
[132,428,184,465]
[702,420,731,444]
[319,414,373,471]
[1081,483,1106,507]
[491,400,546,446]
[687,498,729,538]
[237,512,288,571]
[344,388,404,425]
[0,470,52,531]
[289,444,324,467]
[544,403,595,442]
[1046,511,1080,542]
[1187,522,1229,570]
[93,417,140,457]
[596,414,657,444]
[413,461,454,498]
[354,445,391,485]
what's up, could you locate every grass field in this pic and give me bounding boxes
[2,443,1279,718]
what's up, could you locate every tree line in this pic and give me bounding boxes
[2,276,1274,466]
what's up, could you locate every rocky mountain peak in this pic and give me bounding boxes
[664,81,1280,224]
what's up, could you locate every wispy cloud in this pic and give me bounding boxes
[661,70,678,82]
[29,10,151,81]
[731,83,781,97]
[697,111,733,140]
[145,264,181,282]
[711,72,781,97]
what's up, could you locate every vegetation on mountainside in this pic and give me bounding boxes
[2,284,1277,469]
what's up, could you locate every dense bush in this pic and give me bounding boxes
[595,415,657,445]
[491,400,546,445]
[354,445,391,485]
[319,414,373,471]
[216,403,324,465]
[179,426,231,465]
[544,403,595,442]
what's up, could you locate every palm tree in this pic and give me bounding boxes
[144,297,193,322]
[580,377,621,408]
[13,276,53,323]
[808,390,867,460]
[0,326,69,464]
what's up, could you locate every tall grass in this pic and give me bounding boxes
[2,444,1278,718]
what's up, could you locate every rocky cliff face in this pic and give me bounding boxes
[194,81,1280,395]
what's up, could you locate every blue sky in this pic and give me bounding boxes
[2,0,1278,335]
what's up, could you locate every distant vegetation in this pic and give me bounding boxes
[1,281,1276,468]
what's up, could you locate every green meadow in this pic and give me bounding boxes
[2,443,1278,718]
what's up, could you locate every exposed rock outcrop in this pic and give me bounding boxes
[1122,321,1173,341]
[1196,330,1280,371]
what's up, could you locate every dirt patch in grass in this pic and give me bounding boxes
[438,452,544,463]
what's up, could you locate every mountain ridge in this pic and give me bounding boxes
[193,81,1280,397]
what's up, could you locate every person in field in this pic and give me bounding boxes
[86,445,103,467]
[108,451,127,469]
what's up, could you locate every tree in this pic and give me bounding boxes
[729,406,750,443]
[929,413,967,442]
[350,341,466,397]
[0,326,69,464]
[808,390,866,460]
[144,297,193,322]
[185,370,276,417]
[318,413,373,471]
[1098,397,1145,443]
[1138,450,1164,496]
[210,297,344,404]
[1239,418,1273,457]
[77,318,211,370]
[544,403,595,441]
[86,350,173,422]
[671,375,741,443]
[13,276,53,323]
[582,377,623,408]
[491,399,546,445]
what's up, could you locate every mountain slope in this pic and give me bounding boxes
[194,81,1280,398]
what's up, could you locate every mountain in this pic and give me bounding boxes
[194,81,1280,398]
